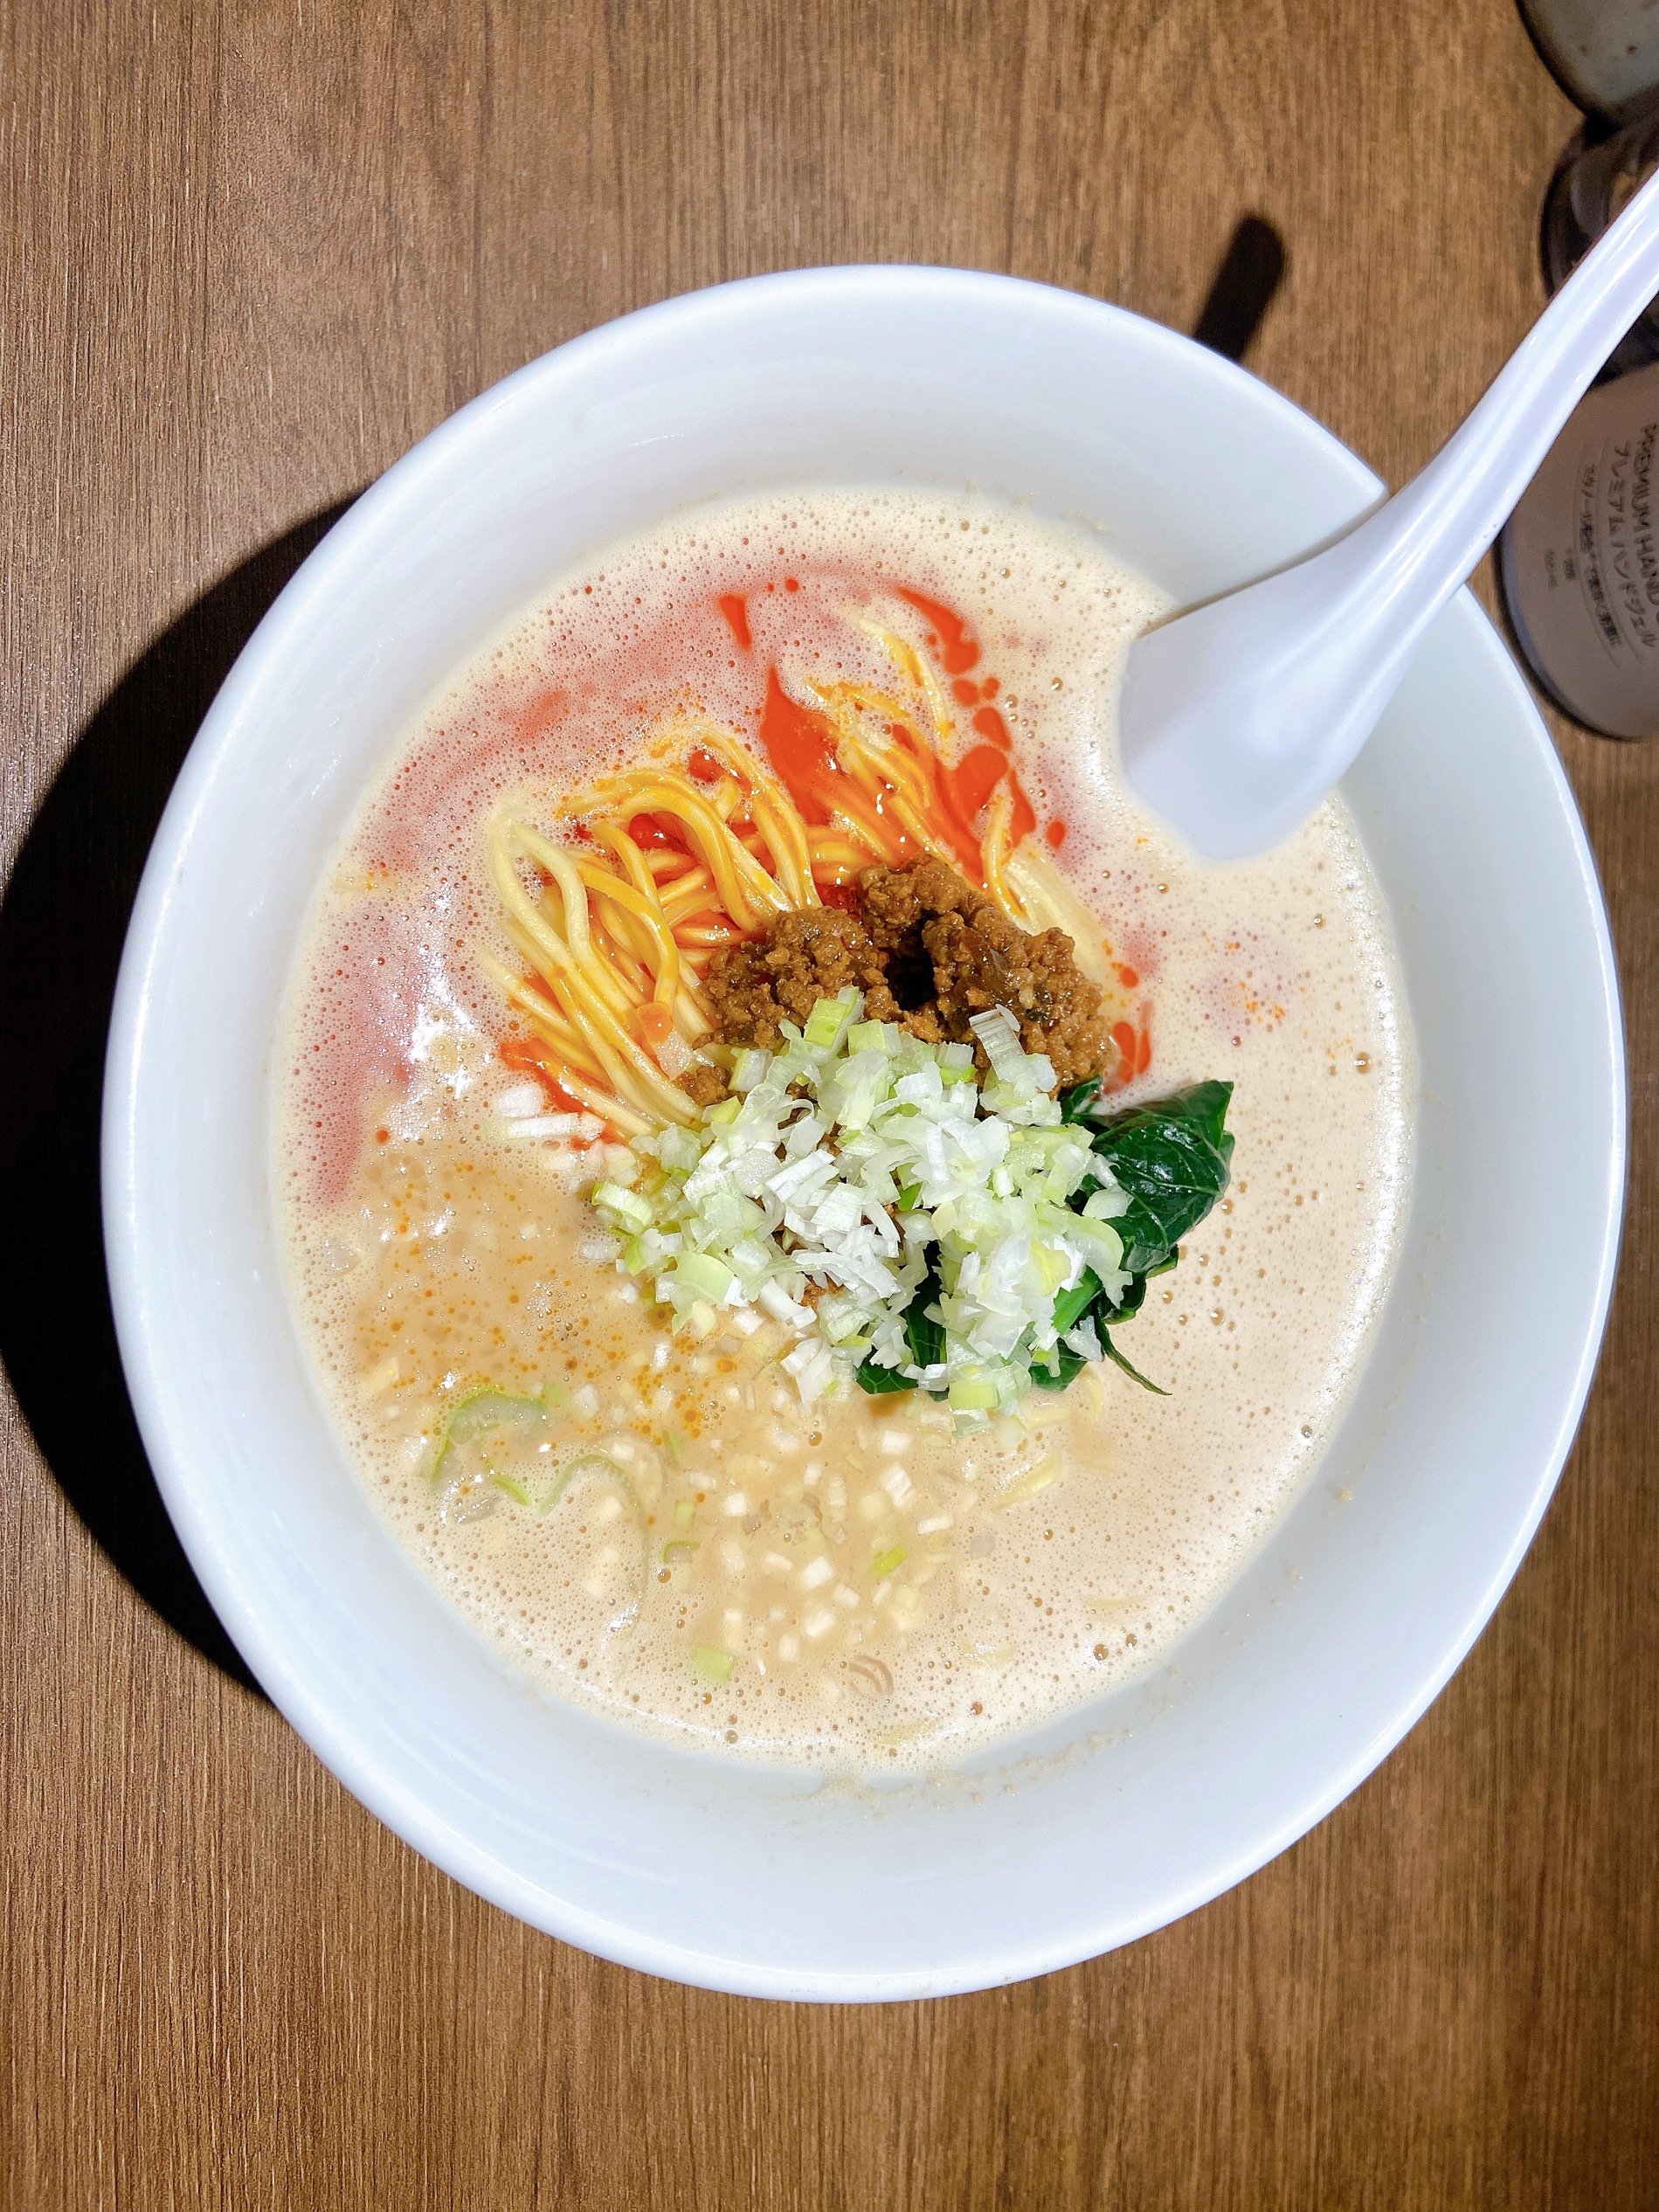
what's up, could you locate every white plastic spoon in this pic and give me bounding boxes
[1118,162,1659,860]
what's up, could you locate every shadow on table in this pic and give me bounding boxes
[0,500,355,1696]
[1192,215,1287,363]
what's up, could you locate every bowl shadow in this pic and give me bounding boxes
[0,501,356,1695]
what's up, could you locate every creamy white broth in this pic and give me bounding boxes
[276,487,1412,1772]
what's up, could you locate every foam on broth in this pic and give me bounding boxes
[275,487,1412,1773]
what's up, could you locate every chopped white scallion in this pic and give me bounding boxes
[589,992,1130,1415]
[881,1465,914,1509]
[494,1081,550,1119]
[500,1110,605,1143]
[356,1356,400,1400]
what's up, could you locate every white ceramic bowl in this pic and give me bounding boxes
[104,268,1624,2001]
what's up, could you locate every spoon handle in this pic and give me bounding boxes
[1327,159,1659,620]
[1119,160,1659,861]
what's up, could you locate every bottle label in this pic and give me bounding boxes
[1503,360,1659,736]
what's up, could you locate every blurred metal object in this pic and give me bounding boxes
[1545,107,1659,377]
[1520,0,1659,119]
[1510,4,1659,729]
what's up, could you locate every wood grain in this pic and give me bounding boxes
[3,3,1656,2204]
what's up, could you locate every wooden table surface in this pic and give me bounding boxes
[4,3,1656,2204]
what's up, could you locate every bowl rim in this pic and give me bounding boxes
[101,264,1627,1999]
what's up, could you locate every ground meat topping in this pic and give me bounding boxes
[858,857,983,948]
[679,1061,733,1108]
[702,906,902,1053]
[697,861,1116,1095]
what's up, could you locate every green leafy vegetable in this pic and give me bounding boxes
[1096,1271,1149,1327]
[1028,1339,1087,1392]
[855,1262,945,1395]
[1057,1075,1103,1123]
[1051,1267,1107,1337]
[1041,1082,1233,1395]
[855,1351,919,1394]
[902,1262,945,1369]
[1100,1334,1170,1395]
[1029,1266,1104,1392]
[1081,1081,1234,1275]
